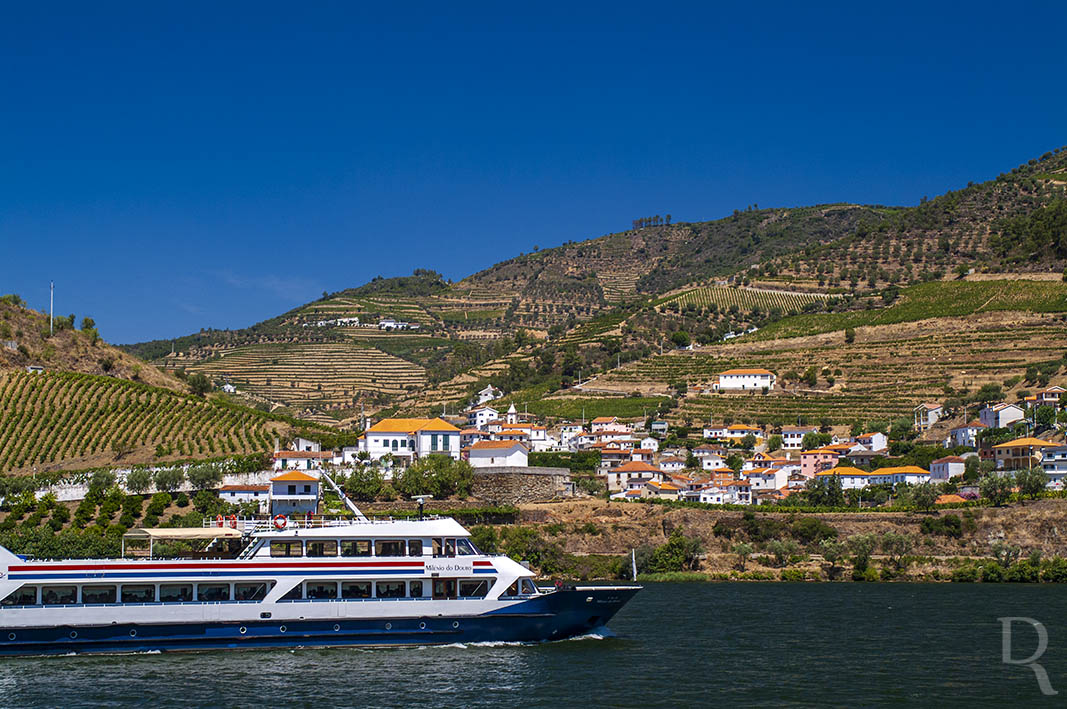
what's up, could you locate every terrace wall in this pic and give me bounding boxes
[472,467,574,505]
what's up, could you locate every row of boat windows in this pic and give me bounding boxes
[269,538,477,558]
[2,582,273,607]
[0,578,538,607]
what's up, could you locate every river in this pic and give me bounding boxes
[2,582,1065,707]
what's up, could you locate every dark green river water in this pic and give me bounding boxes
[2,582,1066,707]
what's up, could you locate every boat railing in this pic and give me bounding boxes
[202,515,448,533]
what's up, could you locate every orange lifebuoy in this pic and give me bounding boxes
[216,514,224,528]
[273,514,288,530]
[228,514,238,529]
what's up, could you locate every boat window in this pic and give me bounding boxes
[306,540,338,557]
[502,580,519,597]
[521,579,538,595]
[234,583,270,601]
[375,540,405,557]
[341,581,372,599]
[280,584,303,601]
[197,583,231,602]
[444,539,456,557]
[409,580,424,597]
[82,585,117,604]
[459,579,491,598]
[432,579,457,599]
[432,538,442,556]
[408,539,423,557]
[455,539,477,556]
[121,584,157,604]
[340,540,371,557]
[376,581,405,598]
[41,585,77,605]
[0,586,37,606]
[159,584,193,603]
[305,582,338,600]
[270,540,303,558]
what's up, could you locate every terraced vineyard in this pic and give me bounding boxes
[187,343,425,410]
[598,317,1067,425]
[658,286,830,312]
[0,371,279,474]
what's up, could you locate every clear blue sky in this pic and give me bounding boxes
[3,1,1065,344]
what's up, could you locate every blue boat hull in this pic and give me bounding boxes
[0,587,639,656]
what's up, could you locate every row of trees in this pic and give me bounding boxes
[632,214,672,229]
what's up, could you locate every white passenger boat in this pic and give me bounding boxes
[0,512,639,655]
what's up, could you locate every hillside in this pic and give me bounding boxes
[0,296,340,476]
[120,146,1067,422]
[0,295,180,390]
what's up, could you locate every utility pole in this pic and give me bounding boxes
[49,281,54,336]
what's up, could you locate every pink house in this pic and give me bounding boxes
[800,448,841,478]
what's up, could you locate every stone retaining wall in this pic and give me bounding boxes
[472,466,573,505]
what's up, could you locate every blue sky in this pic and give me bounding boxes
[2,2,1065,344]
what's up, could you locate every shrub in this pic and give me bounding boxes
[1005,561,1040,583]
[791,517,837,545]
[1040,557,1067,583]
[980,563,1004,583]
[920,514,962,538]
[780,568,807,582]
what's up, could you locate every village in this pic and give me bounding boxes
[222,367,1067,517]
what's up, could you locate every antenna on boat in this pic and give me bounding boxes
[415,494,432,520]
[631,549,638,582]
[319,469,368,521]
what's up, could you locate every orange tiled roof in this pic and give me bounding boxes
[271,471,319,482]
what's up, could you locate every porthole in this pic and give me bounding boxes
[279,625,287,633]
[385,622,392,630]
[7,633,14,641]
[129,629,137,637]
[452,621,459,629]
[333,624,340,632]
[239,626,247,635]
[69,631,78,639]
[419,622,426,630]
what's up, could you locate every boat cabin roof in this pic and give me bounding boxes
[255,517,471,539]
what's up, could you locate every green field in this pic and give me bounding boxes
[657,285,830,312]
[519,396,668,420]
[753,280,1067,340]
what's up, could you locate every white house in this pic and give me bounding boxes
[220,383,237,394]
[979,403,1024,430]
[781,426,817,450]
[814,466,872,490]
[867,465,931,486]
[468,440,528,468]
[698,486,726,505]
[292,437,322,452]
[930,456,966,483]
[218,483,269,512]
[467,406,499,430]
[269,470,320,516]
[474,385,503,405]
[591,416,630,433]
[639,436,660,452]
[853,432,888,452]
[1041,446,1067,489]
[649,420,669,436]
[913,403,943,432]
[703,424,726,439]
[605,461,665,492]
[946,420,987,449]
[359,418,462,462]
[744,467,789,492]
[659,457,687,473]
[714,368,776,392]
[723,480,753,505]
